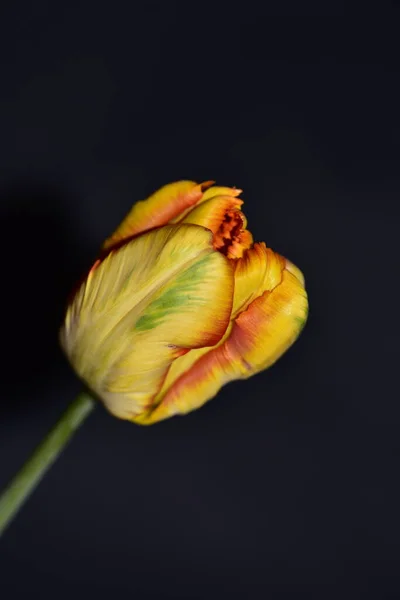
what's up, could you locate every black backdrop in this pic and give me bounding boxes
[1,3,399,599]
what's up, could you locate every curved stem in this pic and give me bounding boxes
[0,391,95,537]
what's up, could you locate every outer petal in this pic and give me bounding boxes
[138,247,308,424]
[60,224,234,420]
[140,244,288,413]
[103,180,214,250]
[232,243,286,317]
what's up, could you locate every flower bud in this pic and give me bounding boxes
[60,181,308,424]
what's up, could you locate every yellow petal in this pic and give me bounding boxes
[226,269,308,375]
[138,249,307,424]
[146,244,289,401]
[169,185,243,223]
[200,185,242,202]
[181,195,244,233]
[103,180,214,250]
[232,243,286,317]
[60,224,234,420]
[285,258,305,287]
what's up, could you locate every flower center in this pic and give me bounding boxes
[213,210,253,259]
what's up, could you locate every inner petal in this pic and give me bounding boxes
[213,210,253,259]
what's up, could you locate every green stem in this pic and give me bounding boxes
[0,391,95,537]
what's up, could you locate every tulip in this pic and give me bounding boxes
[0,180,308,535]
[60,181,308,425]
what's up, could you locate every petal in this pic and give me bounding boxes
[285,258,305,287]
[225,269,308,374]
[232,243,286,317]
[103,180,214,250]
[168,184,243,224]
[225,229,254,260]
[138,251,308,425]
[200,185,242,202]
[140,243,286,413]
[60,224,234,420]
[181,194,253,259]
[181,195,244,234]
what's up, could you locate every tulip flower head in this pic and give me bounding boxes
[60,181,308,424]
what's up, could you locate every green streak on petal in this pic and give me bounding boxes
[135,254,210,332]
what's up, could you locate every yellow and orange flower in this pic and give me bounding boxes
[60,181,308,424]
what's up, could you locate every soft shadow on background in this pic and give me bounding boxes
[1,4,400,599]
[0,180,89,414]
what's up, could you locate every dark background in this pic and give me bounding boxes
[1,2,399,599]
